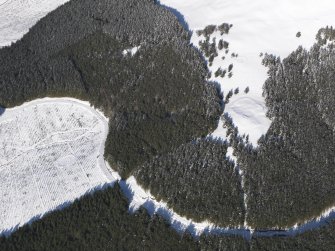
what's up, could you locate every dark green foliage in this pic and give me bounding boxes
[215,67,223,78]
[218,23,233,35]
[0,183,251,251]
[218,39,224,50]
[199,37,218,59]
[199,234,250,251]
[314,26,335,129]
[0,0,221,177]
[315,26,335,45]
[223,41,229,49]
[229,30,335,228]
[214,68,226,78]
[225,89,234,104]
[228,64,233,72]
[209,54,215,64]
[0,185,199,251]
[134,139,245,226]
[197,25,217,37]
[251,219,335,251]
[203,25,217,37]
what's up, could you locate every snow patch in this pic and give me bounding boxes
[224,93,271,146]
[1,98,335,239]
[0,0,70,47]
[0,98,117,236]
[120,176,250,237]
[160,0,335,145]
[122,46,141,57]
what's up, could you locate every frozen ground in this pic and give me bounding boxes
[1,0,335,240]
[0,0,69,47]
[160,0,335,145]
[2,0,334,145]
[0,98,119,236]
[0,98,334,239]
[120,175,335,239]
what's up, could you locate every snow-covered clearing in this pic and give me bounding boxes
[160,0,335,145]
[120,175,335,239]
[0,98,119,236]
[0,98,334,239]
[3,0,334,145]
[0,0,69,47]
[122,46,141,57]
[1,0,335,240]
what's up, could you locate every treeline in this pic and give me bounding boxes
[0,0,222,177]
[0,184,249,251]
[196,23,236,78]
[134,139,245,227]
[251,219,335,251]
[1,182,334,250]
[227,28,335,229]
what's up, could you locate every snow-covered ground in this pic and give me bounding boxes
[224,94,271,144]
[160,0,335,145]
[122,46,141,57]
[0,0,69,47]
[0,98,334,239]
[120,175,335,239]
[1,0,335,240]
[2,0,334,145]
[0,98,119,236]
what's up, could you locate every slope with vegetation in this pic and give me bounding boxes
[1,0,335,249]
[134,139,245,227]
[229,27,335,229]
[1,184,334,251]
[0,184,250,251]
[0,0,221,178]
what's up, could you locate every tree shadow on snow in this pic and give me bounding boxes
[0,107,5,117]
[157,1,190,32]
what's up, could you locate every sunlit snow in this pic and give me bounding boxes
[3,0,334,145]
[0,0,69,47]
[0,99,334,238]
[1,0,335,239]
[122,46,141,57]
[0,98,119,236]
[160,0,335,145]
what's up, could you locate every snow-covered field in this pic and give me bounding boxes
[160,0,335,145]
[0,98,334,238]
[0,0,69,47]
[1,0,335,240]
[0,98,119,236]
[2,0,334,145]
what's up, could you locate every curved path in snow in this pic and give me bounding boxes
[0,0,334,241]
[0,98,334,239]
[0,98,119,236]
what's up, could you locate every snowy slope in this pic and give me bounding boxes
[160,0,335,145]
[0,98,334,238]
[1,0,335,239]
[0,0,69,47]
[2,0,334,145]
[0,98,119,236]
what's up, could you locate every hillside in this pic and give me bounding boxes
[0,0,335,250]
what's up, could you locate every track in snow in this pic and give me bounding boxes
[0,98,119,236]
[1,98,335,239]
[160,0,335,145]
[1,0,335,240]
